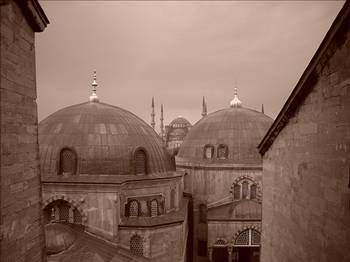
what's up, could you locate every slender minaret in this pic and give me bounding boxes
[201,96,207,117]
[261,104,265,114]
[151,97,155,129]
[230,87,242,108]
[160,104,164,140]
[89,70,99,102]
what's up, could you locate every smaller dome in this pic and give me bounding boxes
[45,223,76,254]
[169,117,191,128]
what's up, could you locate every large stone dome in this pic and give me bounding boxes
[177,107,273,165]
[39,102,174,175]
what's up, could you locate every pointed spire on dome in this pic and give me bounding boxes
[89,70,99,102]
[201,96,207,118]
[151,97,155,129]
[230,85,242,108]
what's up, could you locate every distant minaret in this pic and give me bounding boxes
[151,97,155,129]
[89,70,99,102]
[230,87,242,108]
[201,96,207,117]
[261,104,265,114]
[160,104,164,140]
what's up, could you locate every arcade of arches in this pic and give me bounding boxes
[209,229,261,262]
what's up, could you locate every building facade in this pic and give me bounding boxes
[176,90,273,262]
[0,0,48,261]
[258,2,350,262]
[39,75,188,261]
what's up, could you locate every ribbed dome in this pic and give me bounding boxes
[177,107,273,165]
[169,117,191,127]
[39,102,174,175]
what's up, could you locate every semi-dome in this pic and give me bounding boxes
[39,101,174,176]
[177,106,273,165]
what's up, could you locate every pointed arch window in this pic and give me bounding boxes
[250,184,257,199]
[130,235,143,256]
[217,144,228,159]
[128,200,140,217]
[59,148,77,175]
[233,184,241,200]
[135,149,147,175]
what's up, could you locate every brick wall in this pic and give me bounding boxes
[261,17,350,262]
[0,1,46,261]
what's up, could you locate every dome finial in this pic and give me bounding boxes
[230,83,242,108]
[89,70,99,102]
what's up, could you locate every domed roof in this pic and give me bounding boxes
[169,116,191,128]
[39,102,174,175]
[177,107,273,165]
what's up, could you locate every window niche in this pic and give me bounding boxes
[134,148,148,175]
[58,148,77,175]
[217,144,228,159]
[203,144,214,159]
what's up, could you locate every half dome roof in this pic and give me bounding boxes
[39,101,174,175]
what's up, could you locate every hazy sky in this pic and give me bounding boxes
[36,1,344,131]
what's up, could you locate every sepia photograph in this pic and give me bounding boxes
[0,0,349,262]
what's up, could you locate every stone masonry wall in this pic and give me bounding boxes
[0,1,45,261]
[261,18,350,262]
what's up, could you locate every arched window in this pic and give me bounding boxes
[242,181,249,199]
[233,184,241,200]
[234,229,261,246]
[135,149,147,175]
[170,189,176,209]
[130,235,143,256]
[204,145,214,159]
[250,184,257,199]
[59,148,77,175]
[129,200,139,217]
[150,199,158,217]
[217,144,228,159]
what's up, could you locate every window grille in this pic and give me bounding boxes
[242,181,249,199]
[233,184,241,200]
[59,148,77,175]
[217,144,228,159]
[135,150,147,175]
[251,230,261,245]
[250,184,257,199]
[130,235,143,256]
[235,230,249,246]
[73,208,82,224]
[150,199,158,217]
[129,200,139,217]
[170,189,176,209]
[59,203,70,222]
[215,239,227,245]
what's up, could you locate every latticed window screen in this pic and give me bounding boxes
[235,230,249,245]
[215,239,226,245]
[242,181,249,199]
[217,145,228,159]
[60,149,77,174]
[129,200,139,217]
[73,208,82,224]
[170,189,176,209]
[235,229,261,246]
[59,203,70,222]
[150,200,158,217]
[130,235,143,256]
[250,184,257,199]
[233,184,241,200]
[135,150,147,175]
[251,230,261,245]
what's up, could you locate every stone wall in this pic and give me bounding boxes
[261,15,350,262]
[0,1,47,261]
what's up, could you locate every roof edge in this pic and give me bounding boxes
[16,0,49,32]
[258,1,349,156]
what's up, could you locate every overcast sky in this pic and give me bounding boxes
[36,1,344,131]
